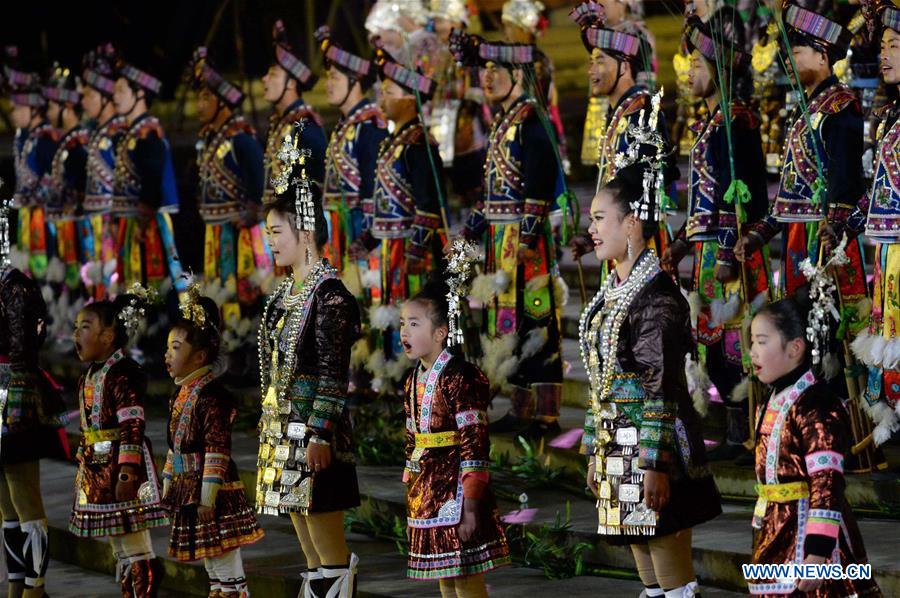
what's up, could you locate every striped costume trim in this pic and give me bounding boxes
[460,459,490,472]
[804,450,844,475]
[455,409,488,429]
[785,5,844,45]
[118,444,142,465]
[807,508,842,538]
[116,406,144,423]
[202,452,229,485]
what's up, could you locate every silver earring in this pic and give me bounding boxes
[626,237,633,261]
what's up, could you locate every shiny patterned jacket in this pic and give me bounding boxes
[864,103,900,242]
[76,351,152,504]
[162,373,240,507]
[12,121,59,209]
[364,120,446,260]
[46,125,90,221]
[753,76,865,241]
[463,95,557,249]
[681,102,768,264]
[84,115,127,214]
[749,367,880,597]
[196,114,265,225]
[0,267,64,433]
[323,99,388,213]
[402,353,492,528]
[113,113,180,215]
[263,99,326,205]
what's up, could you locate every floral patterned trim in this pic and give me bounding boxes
[804,450,844,475]
[116,406,144,423]
[454,409,488,429]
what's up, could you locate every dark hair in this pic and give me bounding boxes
[754,286,813,355]
[600,162,659,241]
[80,293,148,349]
[170,295,222,364]
[264,172,329,251]
[407,276,450,330]
[124,78,156,107]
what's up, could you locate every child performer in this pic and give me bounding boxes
[162,286,264,597]
[398,241,510,597]
[747,291,881,597]
[69,288,168,597]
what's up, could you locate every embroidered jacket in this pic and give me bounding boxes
[113,113,180,215]
[323,99,388,214]
[752,76,864,241]
[365,119,446,260]
[864,104,900,241]
[84,115,127,213]
[196,114,265,224]
[47,125,90,220]
[12,122,59,208]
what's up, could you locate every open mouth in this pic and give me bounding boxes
[402,341,412,352]
[74,342,82,354]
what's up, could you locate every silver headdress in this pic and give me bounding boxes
[271,120,315,232]
[799,235,849,367]
[612,87,668,222]
[444,238,482,347]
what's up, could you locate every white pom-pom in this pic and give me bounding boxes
[492,270,511,294]
[520,327,548,360]
[369,304,400,331]
[687,291,702,328]
[883,337,900,371]
[684,353,712,417]
[479,333,519,392]
[709,292,740,328]
[553,276,570,308]
[103,259,118,279]
[525,273,550,293]
[850,331,877,367]
[46,257,65,283]
[360,267,381,290]
[731,377,751,404]
[469,273,497,305]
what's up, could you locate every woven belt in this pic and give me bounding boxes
[414,431,460,449]
[84,428,120,444]
[755,481,809,502]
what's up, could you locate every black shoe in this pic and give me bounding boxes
[488,412,529,434]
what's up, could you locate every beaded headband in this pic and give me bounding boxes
[119,62,163,95]
[373,38,437,98]
[9,92,45,108]
[189,47,244,108]
[273,20,317,89]
[83,44,117,96]
[585,27,641,57]
[501,0,546,34]
[272,120,316,232]
[883,4,900,32]
[445,238,482,347]
[784,4,845,46]
[687,23,749,70]
[569,1,605,29]
[315,26,372,78]
[612,88,670,221]
[44,64,82,105]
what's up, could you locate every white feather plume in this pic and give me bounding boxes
[684,353,712,417]
[369,304,400,331]
[709,292,740,328]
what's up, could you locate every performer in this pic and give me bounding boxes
[69,290,168,596]
[162,287,263,596]
[399,274,510,593]
[257,135,361,597]
[314,26,388,276]
[358,38,447,375]
[661,13,771,460]
[735,4,865,308]
[450,31,564,436]
[579,101,721,596]
[501,0,569,173]
[81,43,127,300]
[746,294,881,597]
[0,200,67,598]
[112,57,186,293]
[189,47,268,317]
[6,50,60,279]
[427,0,489,216]
[45,64,90,295]
[851,2,900,445]
[263,19,326,205]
